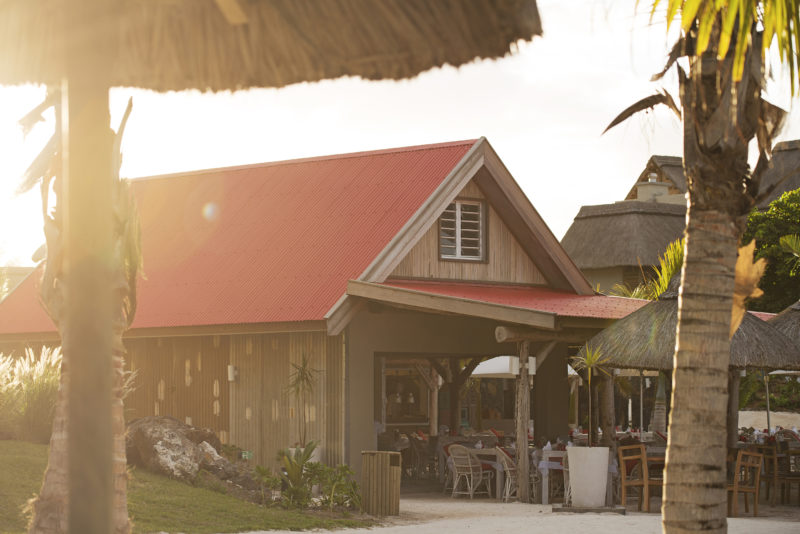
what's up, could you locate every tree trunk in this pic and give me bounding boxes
[515,341,530,502]
[28,362,69,534]
[590,377,599,446]
[111,350,131,534]
[662,208,739,533]
[598,372,615,450]
[448,381,460,435]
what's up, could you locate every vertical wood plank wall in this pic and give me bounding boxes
[125,331,344,471]
[390,179,547,284]
[125,336,231,443]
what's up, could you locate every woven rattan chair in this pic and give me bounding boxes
[727,449,762,517]
[448,444,494,499]
[618,444,662,512]
[495,447,517,502]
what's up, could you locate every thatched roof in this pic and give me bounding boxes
[579,277,800,371]
[0,0,542,92]
[758,140,800,207]
[561,201,686,270]
[769,300,800,348]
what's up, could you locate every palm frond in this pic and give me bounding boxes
[654,0,800,95]
[603,90,681,134]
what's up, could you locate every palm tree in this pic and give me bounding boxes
[22,91,141,534]
[608,3,799,532]
[608,238,685,300]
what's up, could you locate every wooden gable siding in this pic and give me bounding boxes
[125,330,345,470]
[229,331,345,469]
[390,180,546,284]
[125,335,231,443]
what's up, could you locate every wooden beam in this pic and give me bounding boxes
[495,325,592,344]
[347,280,557,330]
[516,340,531,502]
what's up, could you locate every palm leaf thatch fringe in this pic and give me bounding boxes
[0,0,541,92]
[769,300,800,347]
[579,277,800,371]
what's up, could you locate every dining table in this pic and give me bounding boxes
[537,450,566,505]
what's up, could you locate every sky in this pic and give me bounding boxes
[0,0,798,266]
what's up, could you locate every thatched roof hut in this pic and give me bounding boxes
[769,300,800,347]
[0,0,542,92]
[579,277,800,371]
[561,201,686,270]
[758,140,800,207]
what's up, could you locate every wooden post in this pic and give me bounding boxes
[430,367,438,436]
[63,2,116,532]
[516,340,530,502]
[598,372,615,449]
[727,370,741,449]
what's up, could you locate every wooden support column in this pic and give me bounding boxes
[727,370,741,449]
[515,340,531,503]
[63,3,117,532]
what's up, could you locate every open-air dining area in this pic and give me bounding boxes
[373,278,800,516]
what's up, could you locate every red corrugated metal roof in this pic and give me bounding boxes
[0,140,477,334]
[382,280,648,319]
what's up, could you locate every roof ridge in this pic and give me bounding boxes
[126,140,479,183]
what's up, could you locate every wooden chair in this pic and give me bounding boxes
[618,444,662,512]
[727,449,762,517]
[752,444,778,505]
[777,449,800,505]
[448,444,493,498]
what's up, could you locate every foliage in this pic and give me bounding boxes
[314,463,361,512]
[652,0,800,94]
[254,464,282,504]
[286,353,320,447]
[571,344,611,447]
[740,371,800,411]
[742,189,800,312]
[276,440,319,508]
[0,440,371,534]
[0,348,62,443]
[608,238,685,300]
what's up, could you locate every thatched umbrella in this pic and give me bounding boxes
[580,277,800,372]
[0,2,542,531]
[762,300,800,430]
[579,276,799,446]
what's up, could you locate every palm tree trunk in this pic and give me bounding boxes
[28,351,131,534]
[662,207,738,533]
[598,373,615,449]
[28,362,69,534]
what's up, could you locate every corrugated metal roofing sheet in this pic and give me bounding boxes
[0,140,477,334]
[382,280,648,319]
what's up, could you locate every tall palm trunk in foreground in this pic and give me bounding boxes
[25,94,140,534]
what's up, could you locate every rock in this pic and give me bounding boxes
[127,416,216,481]
[198,440,237,479]
[126,416,262,501]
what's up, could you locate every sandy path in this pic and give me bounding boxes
[240,495,800,534]
[738,410,800,431]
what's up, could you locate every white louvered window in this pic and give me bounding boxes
[439,200,483,260]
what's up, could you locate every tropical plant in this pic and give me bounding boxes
[610,2,799,532]
[286,353,319,448]
[18,89,141,534]
[12,347,62,444]
[276,441,319,508]
[608,238,685,300]
[315,463,361,512]
[571,344,611,447]
[253,465,282,504]
[742,190,800,311]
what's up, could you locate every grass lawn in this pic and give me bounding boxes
[0,440,372,534]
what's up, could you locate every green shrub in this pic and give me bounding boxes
[276,441,318,508]
[0,347,62,443]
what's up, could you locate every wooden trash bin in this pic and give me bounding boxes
[361,451,401,516]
